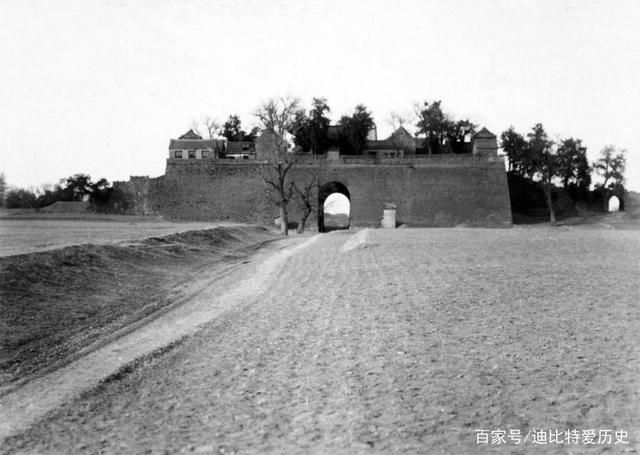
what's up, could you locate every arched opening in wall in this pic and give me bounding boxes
[318,181,350,232]
[608,195,620,212]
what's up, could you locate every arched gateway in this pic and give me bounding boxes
[608,195,620,212]
[318,181,350,232]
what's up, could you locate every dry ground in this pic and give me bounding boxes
[0,215,233,257]
[2,223,639,454]
[0,226,279,390]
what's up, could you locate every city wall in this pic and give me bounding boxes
[147,155,512,228]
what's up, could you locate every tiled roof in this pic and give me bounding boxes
[366,127,418,151]
[474,127,496,139]
[179,129,203,140]
[389,126,413,139]
[169,139,225,150]
[226,141,255,154]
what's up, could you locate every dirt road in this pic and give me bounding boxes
[2,227,640,454]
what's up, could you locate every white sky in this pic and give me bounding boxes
[1,0,639,190]
[324,193,350,215]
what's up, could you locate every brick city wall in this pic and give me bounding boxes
[148,155,512,228]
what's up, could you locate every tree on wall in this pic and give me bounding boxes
[526,123,559,225]
[292,97,332,155]
[221,115,259,142]
[338,104,374,155]
[556,138,591,199]
[594,145,626,211]
[449,119,476,154]
[254,96,302,235]
[414,100,475,154]
[501,127,531,176]
[414,100,451,154]
[222,115,242,141]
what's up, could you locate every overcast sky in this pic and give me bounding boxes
[1,0,639,190]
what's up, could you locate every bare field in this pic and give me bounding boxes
[0,216,234,257]
[0,226,280,390]
[2,225,639,454]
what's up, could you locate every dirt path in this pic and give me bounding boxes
[0,233,318,443]
[2,227,640,454]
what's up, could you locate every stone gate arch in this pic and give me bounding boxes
[318,181,350,232]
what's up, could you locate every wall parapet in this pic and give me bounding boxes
[166,153,506,170]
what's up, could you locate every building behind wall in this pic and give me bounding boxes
[168,129,226,160]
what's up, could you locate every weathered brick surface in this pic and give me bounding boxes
[150,156,512,228]
[153,162,270,223]
[113,176,163,216]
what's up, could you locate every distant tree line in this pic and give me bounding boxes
[501,124,626,224]
[0,173,133,213]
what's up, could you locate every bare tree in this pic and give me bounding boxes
[293,176,316,234]
[413,100,475,154]
[203,116,221,140]
[191,117,221,139]
[387,110,413,131]
[254,96,302,235]
[190,120,202,137]
[293,163,326,233]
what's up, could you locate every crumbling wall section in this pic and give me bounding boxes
[113,176,163,216]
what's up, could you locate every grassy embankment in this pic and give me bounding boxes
[0,224,278,389]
